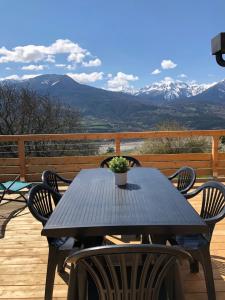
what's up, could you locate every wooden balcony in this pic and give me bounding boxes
[0,129,225,182]
[0,130,225,299]
[0,191,224,299]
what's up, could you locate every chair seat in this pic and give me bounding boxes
[1,181,32,192]
[173,234,208,250]
[49,237,80,249]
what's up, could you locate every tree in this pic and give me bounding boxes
[0,84,81,135]
[139,121,210,154]
[0,84,98,156]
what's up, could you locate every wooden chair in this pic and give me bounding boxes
[169,181,225,300]
[27,183,80,300]
[100,155,141,168]
[66,244,191,300]
[42,170,72,194]
[168,166,196,194]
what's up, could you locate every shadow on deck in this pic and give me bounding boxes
[0,193,224,299]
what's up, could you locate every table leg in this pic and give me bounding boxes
[141,234,150,244]
[150,234,168,245]
[82,236,104,248]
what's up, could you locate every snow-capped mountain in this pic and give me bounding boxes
[132,78,216,101]
[188,79,225,103]
[1,74,225,130]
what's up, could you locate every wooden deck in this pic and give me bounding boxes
[0,193,225,299]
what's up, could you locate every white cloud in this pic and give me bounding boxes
[0,39,100,67]
[55,63,66,68]
[83,58,102,67]
[66,64,76,70]
[67,72,104,84]
[107,73,113,78]
[151,68,161,75]
[67,52,85,63]
[163,76,174,82]
[178,73,187,78]
[161,59,177,69]
[0,74,41,81]
[5,67,11,70]
[51,39,85,55]
[107,72,139,91]
[21,64,46,71]
[46,55,55,63]
[0,45,47,63]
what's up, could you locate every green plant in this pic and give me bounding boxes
[106,146,115,153]
[109,157,129,173]
[139,121,210,154]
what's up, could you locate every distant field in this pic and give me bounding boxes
[99,140,144,154]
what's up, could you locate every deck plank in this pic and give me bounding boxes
[0,193,224,299]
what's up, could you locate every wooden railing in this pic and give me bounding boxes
[0,130,225,182]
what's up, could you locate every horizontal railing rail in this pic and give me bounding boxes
[0,129,224,182]
[1,129,225,141]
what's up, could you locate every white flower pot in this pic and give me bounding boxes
[115,172,127,186]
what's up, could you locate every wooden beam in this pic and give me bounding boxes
[1,129,225,142]
[212,136,219,178]
[115,138,121,155]
[18,140,26,181]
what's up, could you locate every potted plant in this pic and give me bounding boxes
[109,156,129,186]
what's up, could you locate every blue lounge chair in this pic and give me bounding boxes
[0,175,32,203]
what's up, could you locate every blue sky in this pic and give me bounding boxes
[0,0,225,90]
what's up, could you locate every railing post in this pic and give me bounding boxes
[212,136,219,178]
[18,139,26,181]
[115,138,121,155]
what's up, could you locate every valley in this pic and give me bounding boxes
[2,74,225,132]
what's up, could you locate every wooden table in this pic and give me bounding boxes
[42,168,208,239]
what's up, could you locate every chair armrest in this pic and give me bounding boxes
[168,170,179,181]
[204,207,225,225]
[183,185,204,199]
[180,185,194,195]
[56,174,72,184]
[57,174,72,185]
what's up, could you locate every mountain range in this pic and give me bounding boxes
[1,74,225,131]
[133,79,216,103]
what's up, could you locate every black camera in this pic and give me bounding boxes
[211,32,225,67]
